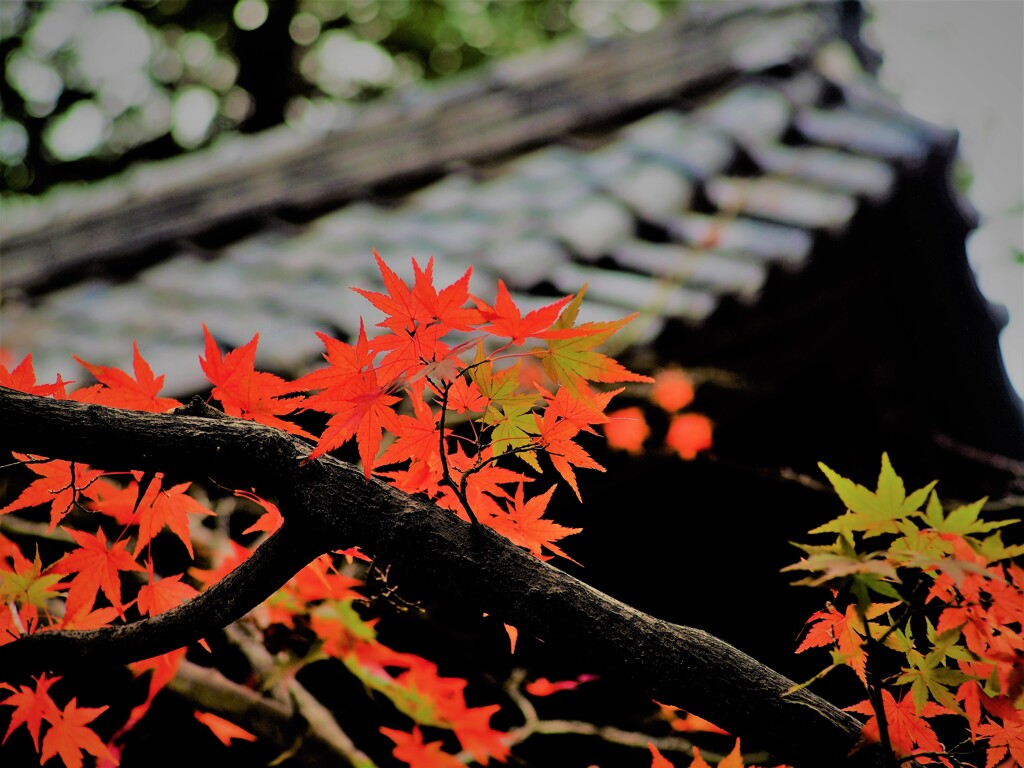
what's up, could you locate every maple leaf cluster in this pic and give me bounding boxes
[0,252,662,768]
[786,453,1024,766]
[294,251,652,538]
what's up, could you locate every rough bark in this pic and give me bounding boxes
[0,387,886,767]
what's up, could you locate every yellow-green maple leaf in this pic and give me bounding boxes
[534,285,653,399]
[468,350,541,467]
[812,453,937,539]
[922,493,1017,538]
[0,549,65,610]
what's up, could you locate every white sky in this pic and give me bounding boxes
[865,0,1024,403]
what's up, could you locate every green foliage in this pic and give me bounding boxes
[0,0,683,194]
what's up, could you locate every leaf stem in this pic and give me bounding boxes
[437,380,479,525]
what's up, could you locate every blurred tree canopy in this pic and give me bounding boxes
[0,0,683,198]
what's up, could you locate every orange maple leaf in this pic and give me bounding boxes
[974,697,1024,768]
[0,455,103,531]
[297,326,378,396]
[795,602,894,683]
[48,527,143,619]
[194,710,257,746]
[649,743,676,768]
[654,701,729,735]
[381,726,464,768]
[688,746,713,768]
[40,697,119,768]
[235,489,284,535]
[80,473,148,526]
[200,324,312,438]
[716,739,746,768]
[540,382,618,434]
[534,408,605,502]
[189,539,252,591]
[71,341,181,412]
[445,374,487,414]
[486,483,581,563]
[0,354,69,398]
[56,604,119,632]
[504,623,518,654]
[525,674,598,697]
[845,689,947,757]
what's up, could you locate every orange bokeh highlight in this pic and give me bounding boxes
[650,368,694,412]
[665,413,713,460]
[603,406,650,454]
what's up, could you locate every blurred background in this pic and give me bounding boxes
[0,0,1020,402]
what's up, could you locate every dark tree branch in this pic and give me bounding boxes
[0,387,885,768]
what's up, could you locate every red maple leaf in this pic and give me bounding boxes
[299,322,403,474]
[48,527,143,619]
[375,394,443,470]
[116,648,187,738]
[354,250,481,335]
[351,253,481,391]
[235,489,284,535]
[130,474,213,559]
[0,354,69,398]
[296,326,377,397]
[0,455,103,531]
[71,341,181,412]
[199,324,312,438]
[40,697,119,768]
[0,672,62,751]
[136,560,198,617]
[472,280,575,347]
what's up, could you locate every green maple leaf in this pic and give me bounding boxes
[812,453,937,539]
[895,624,971,714]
